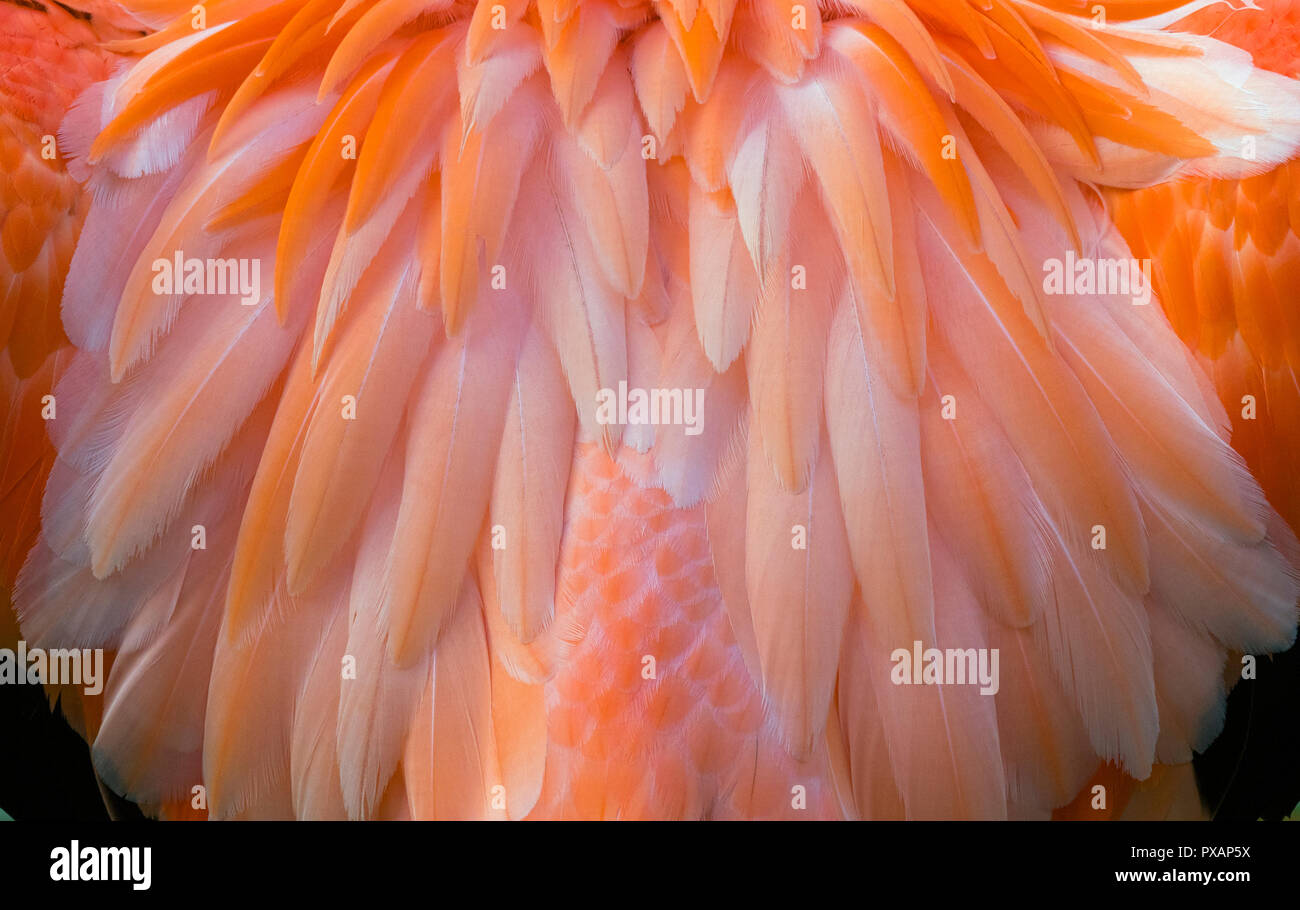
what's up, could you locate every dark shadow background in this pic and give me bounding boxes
[1196,643,1300,819]
[0,682,108,819]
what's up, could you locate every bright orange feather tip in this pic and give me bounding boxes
[3,0,1300,820]
[1111,0,1300,538]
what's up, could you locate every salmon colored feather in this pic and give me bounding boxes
[3,0,1300,821]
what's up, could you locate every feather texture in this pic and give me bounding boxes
[12,0,1300,824]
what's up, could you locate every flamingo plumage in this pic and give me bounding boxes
[2,0,1300,820]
